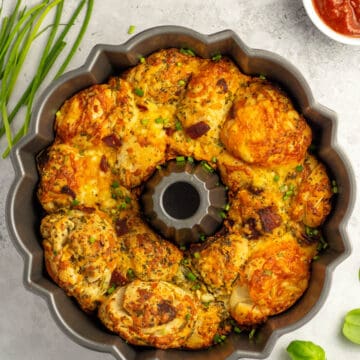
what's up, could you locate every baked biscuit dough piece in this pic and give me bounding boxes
[37,143,135,214]
[230,233,315,326]
[40,209,117,312]
[220,80,312,167]
[191,234,248,296]
[98,280,197,348]
[54,79,135,151]
[290,154,332,228]
[171,58,250,161]
[112,216,183,282]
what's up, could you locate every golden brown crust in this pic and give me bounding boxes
[220,80,312,167]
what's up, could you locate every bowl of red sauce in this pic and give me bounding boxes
[303,0,360,45]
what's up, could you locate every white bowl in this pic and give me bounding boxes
[303,0,360,45]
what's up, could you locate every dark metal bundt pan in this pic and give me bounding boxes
[6,26,355,359]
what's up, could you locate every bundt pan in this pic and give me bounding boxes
[6,26,354,359]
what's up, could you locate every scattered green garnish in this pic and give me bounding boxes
[127,268,135,279]
[125,196,131,204]
[191,283,201,290]
[219,211,227,219]
[186,271,197,282]
[127,25,136,34]
[211,53,222,62]
[286,340,326,360]
[139,56,145,64]
[249,328,256,339]
[213,333,226,344]
[71,199,80,206]
[234,326,242,334]
[187,156,194,163]
[199,234,206,241]
[88,236,96,244]
[273,174,280,182]
[179,48,195,56]
[259,74,266,80]
[185,313,191,321]
[193,252,200,259]
[155,117,165,124]
[201,161,214,173]
[179,245,186,251]
[342,308,360,344]
[211,156,217,163]
[332,180,339,194]
[223,203,230,211]
[140,118,149,126]
[295,164,304,172]
[0,0,94,158]
[305,225,319,237]
[175,120,182,131]
[176,156,185,163]
[134,87,144,97]
[156,165,162,170]
[111,180,120,188]
[107,285,116,295]
[178,79,186,86]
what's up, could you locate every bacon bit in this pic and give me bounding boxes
[185,121,210,139]
[258,206,282,232]
[77,205,95,214]
[99,155,109,172]
[110,270,128,286]
[157,300,177,324]
[115,218,129,236]
[102,134,122,148]
[165,127,175,136]
[216,78,228,93]
[61,186,76,199]
[243,218,261,239]
[137,104,148,112]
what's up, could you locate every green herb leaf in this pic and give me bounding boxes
[343,308,360,344]
[286,340,326,360]
[211,54,222,62]
[134,87,144,97]
[179,48,195,56]
[185,271,197,282]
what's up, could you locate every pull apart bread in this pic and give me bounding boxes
[37,48,333,349]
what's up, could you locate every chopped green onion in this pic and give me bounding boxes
[273,174,280,182]
[175,120,182,131]
[155,117,164,124]
[176,156,185,163]
[219,211,227,219]
[223,203,230,211]
[156,165,162,170]
[249,328,256,339]
[234,326,242,334]
[71,199,80,206]
[125,196,131,204]
[179,245,186,251]
[185,313,191,321]
[187,156,194,163]
[296,164,304,172]
[178,79,186,86]
[332,180,339,194]
[127,268,135,279]
[191,283,201,290]
[111,181,120,188]
[259,74,266,80]
[193,252,200,259]
[134,87,144,97]
[127,25,136,34]
[186,271,197,282]
[141,118,149,126]
[107,285,116,295]
[139,56,145,64]
[212,54,222,62]
[199,234,206,241]
[211,156,217,163]
[179,48,195,56]
[201,161,214,173]
[88,236,96,244]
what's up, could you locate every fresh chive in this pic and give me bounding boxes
[219,211,227,219]
[178,79,186,86]
[332,180,339,194]
[139,56,145,64]
[176,156,185,163]
[223,203,230,211]
[212,53,222,62]
[111,180,120,188]
[201,161,214,173]
[296,164,304,172]
[187,156,194,163]
[127,268,135,279]
[155,117,164,124]
[125,196,131,204]
[185,313,191,321]
[211,156,217,163]
[259,74,266,80]
[179,245,186,251]
[199,234,206,241]
[127,25,136,34]
[141,118,149,126]
[134,87,144,97]
[1,0,94,157]
[193,252,200,259]
[273,174,280,182]
[156,165,162,170]
[234,326,242,334]
[191,283,201,290]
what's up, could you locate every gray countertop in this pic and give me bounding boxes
[1,1,360,359]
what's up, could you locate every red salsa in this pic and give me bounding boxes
[313,0,360,37]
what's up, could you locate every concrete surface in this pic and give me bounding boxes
[1,0,360,359]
